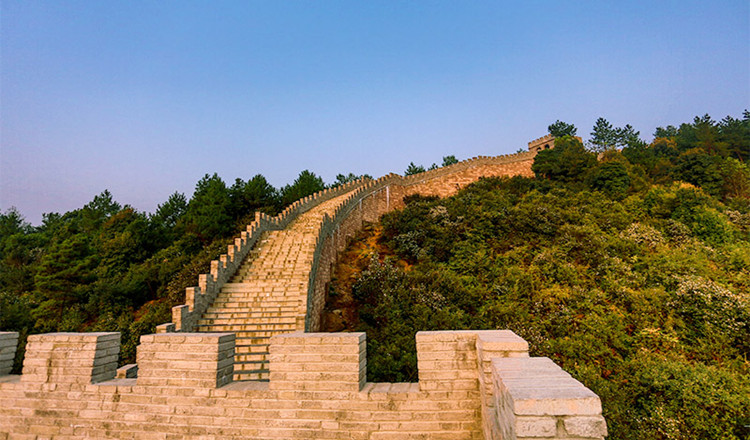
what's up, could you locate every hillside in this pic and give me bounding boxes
[327,115,750,439]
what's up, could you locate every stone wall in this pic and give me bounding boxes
[0,330,606,439]
[161,150,538,334]
[304,151,536,331]
[163,178,370,333]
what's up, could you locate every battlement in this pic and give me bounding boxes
[527,134,584,153]
[528,134,555,153]
[164,177,371,333]
[0,330,606,439]
[161,148,539,334]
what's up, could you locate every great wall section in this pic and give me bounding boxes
[0,135,608,439]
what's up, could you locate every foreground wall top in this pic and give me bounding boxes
[0,330,606,439]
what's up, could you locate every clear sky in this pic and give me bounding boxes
[1,1,748,224]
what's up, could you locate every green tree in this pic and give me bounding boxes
[532,136,597,183]
[718,114,750,162]
[181,173,233,242]
[717,157,750,200]
[94,208,153,279]
[78,190,121,233]
[441,155,459,166]
[331,173,372,188]
[404,162,426,176]
[150,192,187,244]
[589,119,643,152]
[281,170,325,205]
[616,124,642,148]
[229,174,279,218]
[548,120,577,138]
[152,192,187,230]
[588,162,632,199]
[33,234,98,330]
[0,208,39,297]
[654,125,678,139]
[671,149,723,196]
[590,118,618,152]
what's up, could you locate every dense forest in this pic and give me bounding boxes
[0,169,365,370]
[327,113,750,440]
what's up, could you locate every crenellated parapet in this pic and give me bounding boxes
[0,330,606,439]
[302,150,538,331]
[162,147,541,335]
[162,178,371,333]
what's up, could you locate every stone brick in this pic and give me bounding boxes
[563,415,608,438]
[515,416,557,437]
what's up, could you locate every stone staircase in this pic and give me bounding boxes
[194,192,354,381]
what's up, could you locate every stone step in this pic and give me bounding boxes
[235,359,269,371]
[196,323,296,332]
[234,336,272,345]
[232,270,311,278]
[217,290,305,298]
[199,317,296,326]
[235,344,271,354]
[230,277,309,284]
[234,330,292,339]
[204,306,298,315]
[209,299,301,308]
[235,352,269,363]
[199,315,296,323]
[234,370,269,381]
[220,283,305,292]
[203,307,297,319]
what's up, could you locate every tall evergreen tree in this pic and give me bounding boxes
[181,173,233,242]
[548,120,577,138]
[281,170,325,205]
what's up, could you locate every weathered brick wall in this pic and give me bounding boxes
[0,330,606,439]
[398,153,535,202]
[305,151,536,331]
[165,178,370,334]
[160,150,538,335]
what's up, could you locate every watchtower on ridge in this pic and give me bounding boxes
[527,134,584,153]
[528,134,555,153]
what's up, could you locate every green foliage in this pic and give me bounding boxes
[441,155,459,167]
[588,161,632,199]
[149,192,188,232]
[590,117,618,152]
[281,170,325,205]
[332,172,372,188]
[531,135,597,183]
[548,120,577,137]
[353,170,750,439]
[589,118,643,152]
[404,162,426,176]
[181,173,233,243]
[229,174,280,218]
[0,169,287,371]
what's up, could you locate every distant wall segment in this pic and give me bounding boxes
[304,151,537,332]
[160,149,538,334]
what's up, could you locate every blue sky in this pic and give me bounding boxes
[1,1,748,224]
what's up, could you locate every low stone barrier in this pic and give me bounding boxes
[0,329,606,439]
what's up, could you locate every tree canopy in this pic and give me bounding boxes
[547,120,577,137]
[281,170,326,205]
